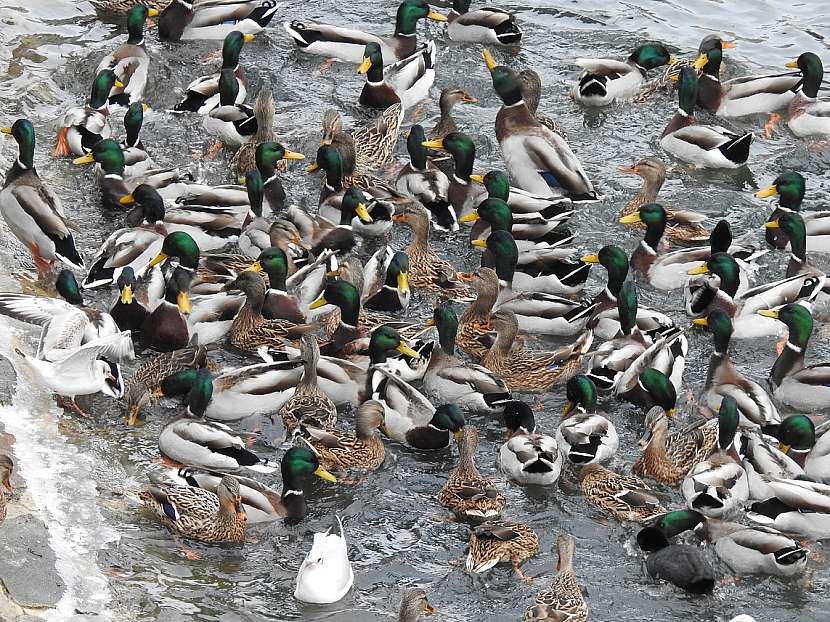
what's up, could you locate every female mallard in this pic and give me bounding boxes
[119,102,156,178]
[398,588,437,621]
[0,119,84,275]
[484,50,599,201]
[518,69,568,139]
[785,53,830,138]
[96,4,156,106]
[467,520,538,582]
[140,266,192,352]
[693,309,779,426]
[423,302,511,413]
[277,334,337,433]
[523,533,588,622]
[139,473,246,543]
[419,132,487,219]
[428,87,478,142]
[580,463,666,522]
[109,267,149,334]
[173,31,253,114]
[54,70,119,157]
[233,84,279,176]
[357,42,435,111]
[159,0,279,41]
[90,0,170,13]
[633,407,719,485]
[661,67,753,168]
[283,0,446,65]
[498,401,561,486]
[456,267,498,361]
[681,396,748,519]
[557,375,618,466]
[439,426,505,521]
[300,400,385,471]
[571,42,674,107]
[447,0,521,45]
[481,310,593,392]
[362,247,411,313]
[322,105,403,174]
[202,69,256,149]
[757,171,830,252]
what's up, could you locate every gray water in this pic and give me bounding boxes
[1,0,830,620]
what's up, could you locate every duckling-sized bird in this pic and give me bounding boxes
[357,41,435,111]
[54,69,120,157]
[362,247,411,313]
[785,53,830,138]
[396,125,455,232]
[139,473,246,543]
[173,31,253,114]
[757,171,830,252]
[0,119,84,275]
[96,4,157,106]
[140,266,192,352]
[447,0,521,45]
[300,400,386,471]
[159,0,279,41]
[277,334,337,433]
[294,515,353,604]
[557,375,619,466]
[498,401,561,486]
[523,533,588,622]
[439,426,505,521]
[283,0,446,65]
[580,463,666,523]
[484,50,600,201]
[398,588,437,621]
[662,67,753,168]
[202,69,256,149]
[467,520,538,582]
[572,42,674,107]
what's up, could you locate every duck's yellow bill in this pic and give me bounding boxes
[786,60,799,69]
[667,407,677,417]
[692,53,709,70]
[619,212,642,224]
[73,153,95,165]
[354,203,373,223]
[397,271,409,293]
[119,193,135,205]
[427,8,447,21]
[283,149,305,161]
[308,294,328,310]
[0,127,12,135]
[765,219,780,229]
[306,162,320,172]
[141,103,150,111]
[779,442,791,454]
[756,185,778,198]
[396,341,420,358]
[120,284,134,304]
[313,465,337,482]
[421,138,444,149]
[147,8,159,17]
[357,57,372,74]
[482,48,498,71]
[580,254,599,264]
[758,309,779,318]
[147,251,168,268]
[468,174,485,184]
[453,428,463,441]
[562,400,575,418]
[687,262,709,275]
[243,34,255,42]
[245,260,263,273]
[459,210,479,223]
[667,55,677,65]
[471,239,487,248]
[691,317,709,327]
[424,318,435,326]
[177,291,191,315]
[114,80,124,88]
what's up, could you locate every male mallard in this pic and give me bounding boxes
[438,426,505,521]
[447,0,521,44]
[746,477,830,540]
[580,463,666,523]
[419,132,487,219]
[481,310,593,392]
[471,170,572,216]
[362,247,411,313]
[54,70,119,157]
[96,5,157,106]
[456,267,498,361]
[427,87,478,143]
[0,119,84,275]
[766,214,830,297]
[119,102,156,178]
[244,246,306,323]
[757,171,830,252]
[571,42,674,107]
[662,67,753,168]
[357,41,435,111]
[398,588,437,621]
[233,84,279,176]
[776,415,830,483]
[498,401,561,486]
[466,520,538,582]
[277,334,337,432]
[300,400,385,471]
[681,396,748,519]
[557,375,618,466]
[139,473,246,543]
[785,53,830,138]
[140,266,192,352]
[159,0,279,41]
[523,533,588,622]
[202,69,256,149]
[109,267,149,334]
[283,0,446,65]
[484,50,599,201]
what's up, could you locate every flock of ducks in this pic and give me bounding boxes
[1,0,830,619]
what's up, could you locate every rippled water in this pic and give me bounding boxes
[1,1,830,621]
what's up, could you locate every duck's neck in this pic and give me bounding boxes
[280,476,308,521]
[491,324,517,359]
[663,109,694,138]
[770,339,805,388]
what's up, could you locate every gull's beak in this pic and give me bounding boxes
[755,185,778,198]
[482,48,498,71]
[308,294,328,310]
[73,153,95,165]
[687,262,709,275]
[119,193,135,205]
[459,210,479,223]
[313,465,337,482]
[120,284,134,304]
[619,212,642,224]
[396,341,420,358]
[357,57,372,74]
[177,291,191,315]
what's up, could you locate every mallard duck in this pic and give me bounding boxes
[681,396,748,518]
[694,38,802,117]
[139,266,192,352]
[456,267,498,361]
[53,70,119,157]
[638,514,717,594]
[89,0,170,14]
[423,302,511,413]
[322,105,403,174]
[173,31,253,114]
[243,247,307,323]
[785,53,830,137]
[202,69,256,149]
[438,426,504,521]
[396,125,455,231]
[232,84,279,176]
[776,416,830,483]
[300,400,385,471]
[357,41,435,111]
[447,0,521,45]
[557,375,619,466]
[248,141,305,214]
[428,87,478,143]
[119,102,156,178]
[571,43,674,106]
[362,247,410,312]
[398,588,437,621]
[766,213,830,294]
[693,310,779,426]
[470,170,572,216]
[419,132,487,219]
[159,0,278,40]
[0,120,84,275]
[96,5,156,106]
[481,310,593,392]
[662,67,753,168]
[484,50,599,201]
[283,0,446,65]
[757,171,830,252]
[139,473,246,542]
[633,407,719,485]
[277,334,337,433]
[746,477,830,540]
[466,520,538,582]
[317,185,393,239]
[580,463,666,522]
[518,69,569,140]
[294,515,353,604]
[498,401,561,486]
[701,518,808,577]
[523,533,588,622]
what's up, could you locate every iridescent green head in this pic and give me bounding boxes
[698,309,733,354]
[677,66,699,116]
[629,43,673,70]
[430,404,465,434]
[405,124,428,170]
[313,144,344,190]
[186,369,213,418]
[482,170,510,201]
[131,184,165,222]
[432,301,458,355]
[281,447,335,487]
[617,281,638,335]
[256,141,301,179]
[475,198,513,231]
[368,325,411,364]
[123,101,145,147]
[502,401,535,435]
[792,52,823,98]
[708,220,733,254]
[583,245,628,295]
[245,169,264,217]
[703,252,740,298]
[313,279,361,326]
[359,42,384,81]
[481,230,517,283]
[90,70,119,109]
[637,509,704,552]
[763,171,806,209]
[159,231,200,269]
[639,368,676,413]
[89,138,125,176]
[778,415,816,452]
[717,396,739,450]
[340,187,372,225]
[159,368,199,397]
[564,374,597,416]
[487,64,524,106]
[126,4,153,43]
[395,0,446,36]
[56,270,83,305]
[433,132,476,180]
[771,212,806,259]
[222,31,252,69]
[256,246,288,291]
[5,118,36,169]
[772,303,814,350]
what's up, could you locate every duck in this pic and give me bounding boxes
[766,213,830,295]
[89,0,170,13]
[0,119,84,275]
[321,104,403,174]
[498,401,561,486]
[277,334,337,433]
[159,0,279,41]
[427,87,478,143]
[96,4,156,106]
[523,533,588,622]
[455,267,498,361]
[463,197,573,254]
[140,266,192,352]
[283,0,446,65]
[53,69,120,157]
[633,407,719,485]
[785,53,830,138]
[484,49,600,201]
[419,132,487,219]
[470,169,572,216]
[661,67,753,168]
[300,400,386,471]
[398,588,437,621]
[580,463,666,523]
[362,247,411,313]
[357,41,435,111]
[243,246,307,323]
[776,415,830,483]
[447,0,521,44]
[481,310,593,392]
[317,185,393,240]
[681,396,748,519]
[202,69,257,149]
[571,42,674,107]
[438,426,505,521]
[423,302,511,413]
[746,477,830,540]
[757,171,830,252]
[294,515,353,604]
[693,309,780,426]
[557,375,619,466]
[173,31,253,114]
[518,69,569,139]
[232,84,279,176]
[139,473,246,543]
[466,520,538,582]
[119,102,156,178]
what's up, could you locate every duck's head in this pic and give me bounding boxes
[309,279,361,326]
[357,42,384,77]
[616,281,638,336]
[256,141,304,178]
[563,374,597,418]
[221,30,254,69]
[482,49,523,106]
[717,396,739,450]
[282,446,337,485]
[675,66,699,116]
[692,308,733,354]
[617,157,666,187]
[471,170,510,202]
[429,300,459,355]
[369,325,421,363]
[355,400,386,439]
[455,266,498,297]
[148,231,200,271]
[156,368,198,398]
[73,138,124,175]
[421,132,476,179]
[756,171,806,209]
[340,187,373,225]
[490,309,518,336]
[766,212,806,259]
[248,246,288,291]
[758,303,813,351]
[439,86,478,112]
[116,267,138,304]
[123,101,148,148]
[165,266,192,314]
[1,118,36,168]
[629,42,674,70]
[185,369,213,418]
[477,229,517,283]
[405,124,429,169]
[461,197,512,231]
[216,475,245,521]
[430,404,465,441]
[399,588,437,619]
[126,4,158,44]
[581,245,628,296]
[386,251,410,298]
[639,368,676,415]
[120,184,165,221]
[218,68,240,107]
[637,509,704,552]
[244,169,265,217]
[708,220,733,254]
[391,203,430,233]
[89,69,122,109]
[787,52,823,98]
[56,269,84,305]
[502,400,535,436]
[320,109,342,145]
[639,406,671,449]
[619,202,667,247]
[777,414,816,454]
[687,252,739,298]
[692,35,733,75]
[308,144,343,189]
[395,0,446,36]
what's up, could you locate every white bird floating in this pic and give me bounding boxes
[294,515,354,604]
